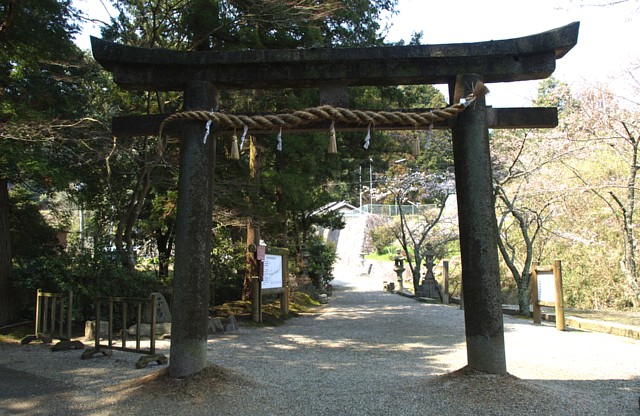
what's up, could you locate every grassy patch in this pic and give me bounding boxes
[0,322,33,344]
[210,291,322,327]
[365,252,394,262]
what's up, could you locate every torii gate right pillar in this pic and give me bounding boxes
[451,74,507,374]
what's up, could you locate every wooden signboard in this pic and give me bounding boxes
[251,246,289,323]
[531,260,565,331]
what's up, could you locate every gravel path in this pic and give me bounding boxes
[1,272,639,415]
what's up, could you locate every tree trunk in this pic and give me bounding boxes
[411,250,422,293]
[115,163,154,271]
[275,150,287,248]
[517,272,531,315]
[155,222,174,280]
[495,185,539,315]
[0,178,16,326]
[623,134,638,303]
[243,136,261,300]
[244,219,259,300]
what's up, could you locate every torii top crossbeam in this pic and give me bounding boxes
[91,22,578,91]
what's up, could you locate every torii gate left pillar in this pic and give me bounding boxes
[170,81,217,377]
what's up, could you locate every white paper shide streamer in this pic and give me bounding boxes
[240,124,248,150]
[425,123,433,150]
[203,109,215,144]
[276,126,283,151]
[363,124,371,149]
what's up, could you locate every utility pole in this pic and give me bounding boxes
[359,165,362,211]
[369,158,373,209]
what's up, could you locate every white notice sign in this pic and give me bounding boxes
[537,271,555,303]
[263,254,283,289]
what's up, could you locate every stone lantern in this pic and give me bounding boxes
[418,244,440,299]
[393,250,405,291]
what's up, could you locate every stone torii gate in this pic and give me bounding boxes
[91,22,579,378]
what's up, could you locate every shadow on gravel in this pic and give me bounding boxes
[0,365,78,415]
[0,365,70,399]
[420,366,640,415]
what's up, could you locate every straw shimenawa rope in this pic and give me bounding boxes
[159,82,489,137]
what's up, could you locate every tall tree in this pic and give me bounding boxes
[561,86,640,307]
[0,0,85,325]
[89,1,188,270]
[490,78,580,314]
[91,0,399,273]
[374,169,456,293]
[492,130,560,314]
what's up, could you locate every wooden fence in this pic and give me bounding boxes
[81,295,168,369]
[21,289,84,351]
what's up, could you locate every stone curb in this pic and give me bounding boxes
[564,316,640,340]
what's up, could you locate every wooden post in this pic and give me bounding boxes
[122,301,128,346]
[531,262,542,324]
[169,81,217,378]
[34,289,42,337]
[136,302,142,350]
[43,296,49,336]
[150,294,158,354]
[66,290,73,341]
[108,300,113,347]
[50,293,57,337]
[554,260,565,331]
[531,262,541,324]
[281,252,289,316]
[442,260,450,304]
[451,74,507,375]
[251,277,262,323]
[95,299,101,350]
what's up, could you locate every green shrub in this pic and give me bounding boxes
[306,234,337,289]
[370,223,397,255]
[210,228,245,306]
